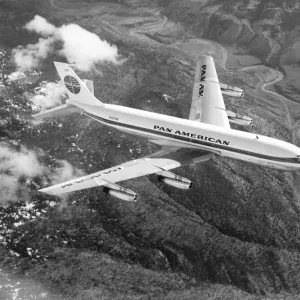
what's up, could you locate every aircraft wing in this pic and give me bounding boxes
[39,148,213,195]
[189,55,230,128]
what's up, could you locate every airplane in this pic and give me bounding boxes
[34,55,300,202]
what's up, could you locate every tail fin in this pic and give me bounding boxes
[53,62,103,106]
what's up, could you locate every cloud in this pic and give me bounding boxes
[0,174,22,204]
[48,160,84,185]
[13,15,120,72]
[25,15,56,36]
[29,81,67,110]
[44,160,85,204]
[57,24,119,71]
[0,145,43,177]
[12,37,54,71]
[0,144,83,206]
[0,145,42,205]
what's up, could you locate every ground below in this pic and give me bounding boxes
[1,0,300,299]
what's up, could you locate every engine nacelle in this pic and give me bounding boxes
[103,187,137,202]
[227,110,253,126]
[220,82,244,98]
[158,176,192,189]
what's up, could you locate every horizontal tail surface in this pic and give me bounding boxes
[53,62,103,106]
[32,103,82,120]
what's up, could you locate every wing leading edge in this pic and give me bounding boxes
[189,55,230,129]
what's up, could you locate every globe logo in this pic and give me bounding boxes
[64,75,81,94]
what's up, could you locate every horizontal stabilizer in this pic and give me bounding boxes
[32,104,82,120]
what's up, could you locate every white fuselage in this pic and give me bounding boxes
[76,101,300,171]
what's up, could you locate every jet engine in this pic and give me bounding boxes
[219,82,244,98]
[227,110,253,126]
[103,187,137,202]
[158,176,192,189]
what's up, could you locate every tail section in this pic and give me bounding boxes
[32,103,82,120]
[82,79,94,95]
[53,62,103,106]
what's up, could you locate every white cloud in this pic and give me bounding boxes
[0,144,83,206]
[0,145,42,205]
[57,24,119,71]
[0,174,20,204]
[0,145,43,177]
[13,15,120,72]
[12,37,54,71]
[43,160,85,204]
[25,15,56,36]
[48,160,84,185]
[30,81,67,110]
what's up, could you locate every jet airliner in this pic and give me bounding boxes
[34,56,300,201]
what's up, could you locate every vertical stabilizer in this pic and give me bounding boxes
[53,62,103,106]
[82,79,94,95]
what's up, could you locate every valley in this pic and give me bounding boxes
[1,0,300,299]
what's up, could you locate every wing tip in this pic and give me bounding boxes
[197,54,214,62]
[38,188,52,195]
[53,61,67,67]
[38,186,61,196]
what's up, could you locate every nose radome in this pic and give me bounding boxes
[286,144,300,159]
[262,136,300,158]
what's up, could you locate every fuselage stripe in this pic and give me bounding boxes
[84,112,299,165]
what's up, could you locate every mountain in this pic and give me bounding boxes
[1,0,300,299]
